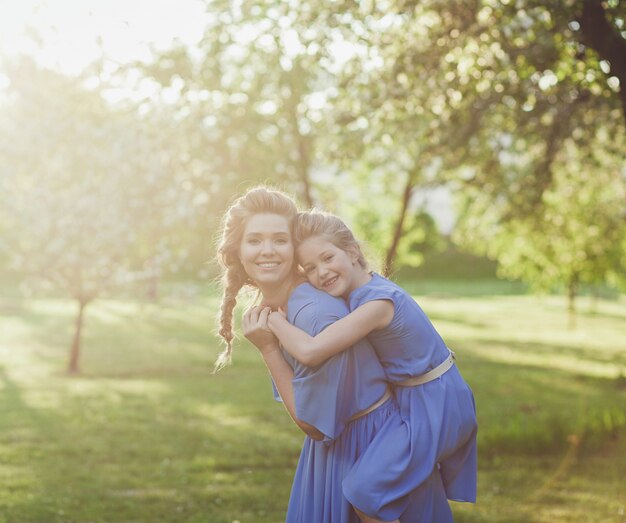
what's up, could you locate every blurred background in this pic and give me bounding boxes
[0,1,625,522]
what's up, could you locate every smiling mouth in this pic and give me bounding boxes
[322,276,338,288]
[257,262,280,269]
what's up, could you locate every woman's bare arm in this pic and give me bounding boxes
[243,306,324,440]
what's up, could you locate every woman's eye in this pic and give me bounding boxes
[324,255,333,262]
[275,238,288,245]
[247,239,260,245]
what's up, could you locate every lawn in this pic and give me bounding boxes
[0,280,625,522]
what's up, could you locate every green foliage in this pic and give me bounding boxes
[123,0,626,282]
[454,129,626,298]
[135,0,343,208]
[396,210,444,268]
[3,0,625,301]
[331,164,401,269]
[326,0,626,280]
[0,58,194,301]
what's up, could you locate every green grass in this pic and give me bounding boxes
[0,281,625,522]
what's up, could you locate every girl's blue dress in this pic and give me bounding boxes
[342,273,478,520]
[277,283,453,522]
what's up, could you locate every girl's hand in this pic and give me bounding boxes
[242,305,279,354]
[267,309,289,332]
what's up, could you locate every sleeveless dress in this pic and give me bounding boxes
[276,283,452,523]
[342,273,478,520]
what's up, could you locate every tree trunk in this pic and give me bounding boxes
[589,287,599,315]
[67,299,88,374]
[296,133,314,208]
[383,170,416,277]
[567,277,578,330]
[578,0,626,126]
[147,274,159,301]
[287,95,315,208]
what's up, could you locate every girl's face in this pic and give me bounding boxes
[296,235,361,299]
[239,213,294,287]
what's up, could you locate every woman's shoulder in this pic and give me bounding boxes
[289,283,349,316]
[289,282,322,304]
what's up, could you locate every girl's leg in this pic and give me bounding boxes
[354,507,399,523]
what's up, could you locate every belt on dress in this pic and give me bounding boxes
[348,385,393,422]
[396,350,456,387]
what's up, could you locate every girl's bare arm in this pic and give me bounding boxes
[267,300,393,367]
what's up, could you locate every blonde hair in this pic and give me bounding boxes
[214,186,298,372]
[294,211,368,269]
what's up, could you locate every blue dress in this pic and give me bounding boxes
[276,283,452,523]
[343,273,478,519]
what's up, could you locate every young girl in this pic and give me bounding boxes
[267,210,478,515]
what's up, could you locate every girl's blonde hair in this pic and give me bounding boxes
[293,211,368,269]
[215,186,298,371]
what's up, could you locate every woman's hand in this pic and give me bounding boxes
[242,305,279,354]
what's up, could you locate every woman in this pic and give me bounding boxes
[215,186,451,522]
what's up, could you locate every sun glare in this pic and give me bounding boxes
[0,0,208,75]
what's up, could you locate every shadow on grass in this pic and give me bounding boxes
[426,311,492,329]
[399,279,529,298]
[576,308,626,322]
[454,346,626,458]
[466,337,626,368]
[0,363,301,523]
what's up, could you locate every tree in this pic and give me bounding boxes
[133,3,488,273]
[112,1,626,279]
[135,0,349,210]
[454,128,626,325]
[326,0,625,280]
[0,58,191,373]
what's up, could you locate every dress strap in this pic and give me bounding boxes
[396,350,456,387]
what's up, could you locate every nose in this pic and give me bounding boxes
[260,240,275,255]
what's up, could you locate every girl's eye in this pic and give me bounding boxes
[247,239,260,245]
[275,238,288,245]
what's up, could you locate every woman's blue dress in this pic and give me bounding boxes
[342,273,478,520]
[277,283,452,523]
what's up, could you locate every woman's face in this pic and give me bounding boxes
[239,213,295,287]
